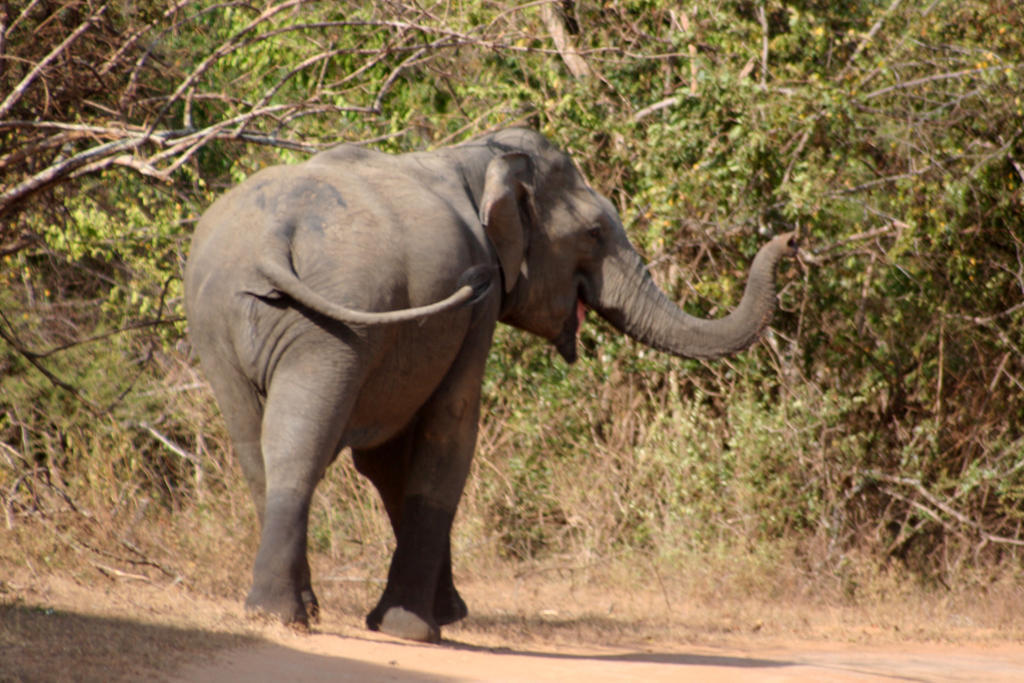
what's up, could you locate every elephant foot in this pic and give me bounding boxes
[245,586,310,628]
[434,586,468,626]
[377,607,440,643]
[301,588,321,623]
[365,589,463,640]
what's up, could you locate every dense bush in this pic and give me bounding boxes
[2,1,1022,587]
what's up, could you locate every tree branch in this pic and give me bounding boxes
[0,308,102,415]
[869,471,1024,548]
[0,6,107,118]
[540,1,591,79]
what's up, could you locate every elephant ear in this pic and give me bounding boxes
[480,152,533,293]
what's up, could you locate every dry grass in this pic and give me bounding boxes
[4,440,1024,676]
[3,355,1024,679]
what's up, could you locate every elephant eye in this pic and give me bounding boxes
[586,226,602,241]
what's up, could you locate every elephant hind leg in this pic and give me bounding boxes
[199,355,324,623]
[352,429,411,530]
[198,360,266,523]
[246,346,359,626]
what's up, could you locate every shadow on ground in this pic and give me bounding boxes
[0,601,454,683]
[171,629,797,683]
[442,636,793,670]
[0,602,252,682]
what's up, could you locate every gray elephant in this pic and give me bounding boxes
[184,127,797,643]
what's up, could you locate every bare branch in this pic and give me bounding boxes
[153,0,307,132]
[540,1,592,79]
[869,471,1024,548]
[755,1,768,87]
[92,562,152,582]
[0,235,39,257]
[633,97,679,122]
[669,9,699,96]
[0,136,147,214]
[137,422,201,467]
[863,64,1015,100]
[0,308,102,415]
[840,0,904,80]
[0,6,107,118]
[0,114,328,215]
[10,316,184,360]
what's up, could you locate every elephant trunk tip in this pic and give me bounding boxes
[767,231,799,259]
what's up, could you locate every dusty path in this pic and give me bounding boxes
[4,571,1024,682]
[172,628,1024,682]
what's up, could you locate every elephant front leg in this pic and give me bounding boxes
[433,535,468,626]
[365,326,491,642]
[367,496,461,642]
[353,437,467,630]
[364,427,477,642]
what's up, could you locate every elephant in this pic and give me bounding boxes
[183,127,797,643]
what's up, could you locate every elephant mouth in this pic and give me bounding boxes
[554,294,587,364]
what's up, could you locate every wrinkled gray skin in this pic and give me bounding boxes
[184,128,797,643]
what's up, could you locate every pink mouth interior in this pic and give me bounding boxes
[576,299,587,333]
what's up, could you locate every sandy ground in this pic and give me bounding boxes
[3,570,1024,682]
[172,628,1024,682]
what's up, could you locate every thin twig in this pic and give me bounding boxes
[14,316,183,360]
[137,422,201,467]
[755,2,768,87]
[0,6,107,118]
[633,97,678,122]
[863,64,1014,100]
[0,309,102,415]
[839,0,904,80]
[92,562,152,582]
[869,471,1024,548]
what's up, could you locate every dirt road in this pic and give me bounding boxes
[4,571,1023,682]
[171,628,1024,682]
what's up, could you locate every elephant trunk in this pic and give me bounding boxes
[594,233,797,360]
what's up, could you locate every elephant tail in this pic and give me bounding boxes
[252,258,495,325]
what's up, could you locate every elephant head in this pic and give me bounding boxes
[474,129,797,364]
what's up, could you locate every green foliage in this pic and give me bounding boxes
[2,0,1023,587]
